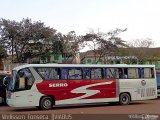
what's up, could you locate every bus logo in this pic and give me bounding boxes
[49,83,68,87]
[141,80,146,86]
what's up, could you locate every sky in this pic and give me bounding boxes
[1,0,160,47]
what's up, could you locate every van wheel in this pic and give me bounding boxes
[40,97,54,110]
[119,93,130,105]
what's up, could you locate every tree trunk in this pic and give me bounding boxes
[0,58,4,70]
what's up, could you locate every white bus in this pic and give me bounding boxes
[6,64,157,110]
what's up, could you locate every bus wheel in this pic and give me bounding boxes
[119,93,130,105]
[40,97,54,110]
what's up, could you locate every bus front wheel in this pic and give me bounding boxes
[119,93,131,105]
[40,97,54,110]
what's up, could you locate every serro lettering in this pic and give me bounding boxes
[49,83,68,87]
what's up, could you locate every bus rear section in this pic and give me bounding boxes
[156,70,160,97]
[119,67,157,101]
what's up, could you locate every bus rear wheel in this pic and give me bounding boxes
[119,93,131,105]
[40,97,54,110]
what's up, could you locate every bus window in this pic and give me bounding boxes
[112,68,128,79]
[138,68,154,78]
[68,68,82,80]
[91,68,102,79]
[23,68,35,90]
[118,68,123,78]
[46,68,59,80]
[139,68,145,78]
[16,68,35,90]
[17,70,25,89]
[128,68,138,79]
[83,68,91,79]
[35,67,48,79]
[144,68,151,78]
[104,68,116,78]
[151,68,154,78]
[35,67,60,80]
[61,68,68,79]
[124,68,128,78]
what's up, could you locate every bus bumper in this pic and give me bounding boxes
[6,99,14,107]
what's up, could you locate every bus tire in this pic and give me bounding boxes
[40,97,54,110]
[119,93,131,105]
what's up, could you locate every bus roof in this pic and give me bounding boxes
[12,64,155,71]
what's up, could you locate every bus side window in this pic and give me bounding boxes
[48,68,60,80]
[83,68,91,79]
[75,68,82,79]
[107,68,115,78]
[143,68,154,78]
[61,68,68,79]
[144,68,150,78]
[24,68,35,89]
[34,67,48,80]
[124,68,128,79]
[91,68,102,79]
[68,68,82,80]
[151,68,154,78]
[118,68,123,79]
[128,68,138,79]
[104,68,117,79]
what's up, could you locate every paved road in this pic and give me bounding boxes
[0,98,160,114]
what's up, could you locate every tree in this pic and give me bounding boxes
[0,18,56,63]
[0,41,7,70]
[61,31,82,63]
[99,28,127,64]
[82,33,101,63]
[51,32,63,63]
[0,18,19,62]
[82,28,127,64]
[127,38,154,64]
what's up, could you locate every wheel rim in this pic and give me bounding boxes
[43,99,52,108]
[121,94,130,104]
[122,96,128,103]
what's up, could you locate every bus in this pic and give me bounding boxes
[6,64,157,110]
[156,70,160,97]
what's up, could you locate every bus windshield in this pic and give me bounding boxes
[8,70,17,91]
[8,68,35,92]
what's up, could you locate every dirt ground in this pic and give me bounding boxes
[0,98,159,114]
[0,99,159,120]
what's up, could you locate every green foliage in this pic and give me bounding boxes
[82,28,128,63]
[0,18,56,63]
[0,41,7,58]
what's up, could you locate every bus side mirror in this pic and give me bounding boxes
[3,76,10,87]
